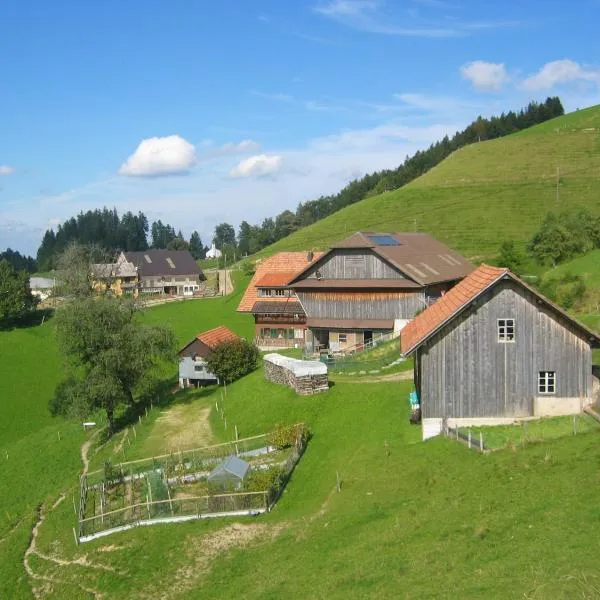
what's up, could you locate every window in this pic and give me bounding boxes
[338,333,347,343]
[498,318,515,342]
[538,371,556,394]
[275,289,286,296]
[194,365,204,372]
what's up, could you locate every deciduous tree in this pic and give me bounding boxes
[0,259,38,324]
[51,296,176,432]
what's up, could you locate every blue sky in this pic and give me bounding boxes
[2,0,600,255]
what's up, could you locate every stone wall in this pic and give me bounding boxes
[264,354,328,395]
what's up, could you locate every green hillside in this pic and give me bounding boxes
[256,105,600,261]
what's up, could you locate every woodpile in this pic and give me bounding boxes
[264,354,328,395]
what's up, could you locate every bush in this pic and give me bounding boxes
[245,468,282,492]
[205,339,260,384]
[241,260,256,276]
[267,423,309,450]
[538,272,586,309]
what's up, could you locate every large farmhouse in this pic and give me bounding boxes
[237,252,322,350]
[123,250,204,297]
[92,250,204,298]
[287,232,473,353]
[401,264,600,440]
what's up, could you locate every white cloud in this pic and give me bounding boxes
[460,61,509,91]
[219,140,260,154]
[521,59,600,91]
[0,165,15,175]
[118,135,196,177]
[230,154,283,178]
[314,0,517,37]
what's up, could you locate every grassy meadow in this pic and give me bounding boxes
[23,360,600,599]
[252,105,600,261]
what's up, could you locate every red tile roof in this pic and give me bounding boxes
[237,252,323,312]
[401,264,508,355]
[255,272,297,287]
[197,325,239,350]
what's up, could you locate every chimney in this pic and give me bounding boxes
[307,250,314,262]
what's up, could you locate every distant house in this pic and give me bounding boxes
[91,256,138,297]
[29,276,55,301]
[122,250,204,297]
[401,264,600,440]
[288,232,473,354]
[237,252,323,350]
[178,325,239,388]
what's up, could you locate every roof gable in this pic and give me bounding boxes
[197,325,239,350]
[401,264,600,355]
[288,232,473,286]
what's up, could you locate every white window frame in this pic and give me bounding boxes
[338,333,347,344]
[497,318,515,343]
[538,371,556,394]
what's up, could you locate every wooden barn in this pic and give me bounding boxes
[178,325,239,388]
[401,264,600,440]
[287,232,473,353]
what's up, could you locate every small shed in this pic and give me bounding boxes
[178,325,239,388]
[208,455,250,491]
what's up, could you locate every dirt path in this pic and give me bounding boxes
[334,370,413,384]
[218,269,234,296]
[24,430,105,599]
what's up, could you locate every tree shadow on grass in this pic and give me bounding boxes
[0,308,54,331]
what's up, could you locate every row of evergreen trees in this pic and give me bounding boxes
[0,249,37,273]
[36,209,209,271]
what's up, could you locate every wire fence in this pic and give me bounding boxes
[77,424,308,543]
[86,431,273,487]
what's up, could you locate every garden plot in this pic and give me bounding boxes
[77,424,307,542]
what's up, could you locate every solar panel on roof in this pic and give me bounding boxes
[367,235,400,246]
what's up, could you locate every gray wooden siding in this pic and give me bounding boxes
[420,280,592,419]
[297,291,425,320]
[303,249,404,280]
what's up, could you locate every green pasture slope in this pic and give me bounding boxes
[254,105,600,261]
[30,357,600,599]
[0,271,252,599]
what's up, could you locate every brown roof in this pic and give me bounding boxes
[290,232,473,287]
[237,252,323,312]
[255,272,297,287]
[401,264,600,355]
[197,325,239,350]
[251,301,305,315]
[290,278,421,290]
[307,318,394,330]
[123,250,202,278]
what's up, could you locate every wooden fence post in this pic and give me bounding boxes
[336,471,341,492]
[479,432,483,452]
[73,527,79,546]
[468,429,472,449]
